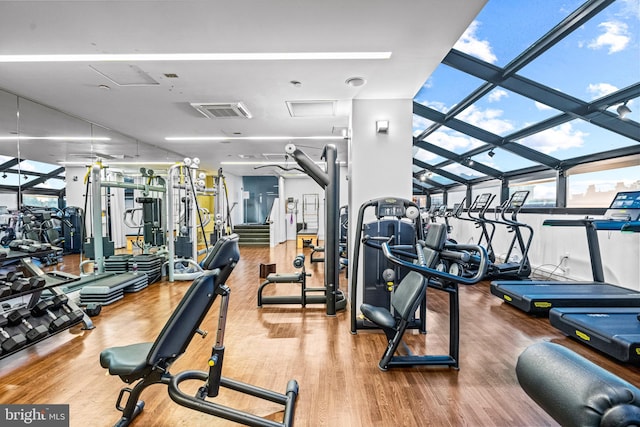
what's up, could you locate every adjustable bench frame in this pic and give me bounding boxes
[101,235,298,427]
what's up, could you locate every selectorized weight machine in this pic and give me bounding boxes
[350,197,425,333]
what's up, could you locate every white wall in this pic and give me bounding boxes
[449,213,640,291]
[348,98,413,308]
[279,165,348,242]
[222,171,243,229]
[65,166,86,209]
[0,192,17,210]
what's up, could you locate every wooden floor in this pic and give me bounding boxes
[1,241,639,427]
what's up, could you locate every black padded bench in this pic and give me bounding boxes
[100,234,298,427]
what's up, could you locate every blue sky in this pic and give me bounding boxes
[413,0,640,180]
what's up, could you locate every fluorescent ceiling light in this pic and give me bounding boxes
[0,136,110,141]
[59,160,176,166]
[0,52,392,63]
[221,161,325,166]
[166,136,344,141]
[104,161,177,166]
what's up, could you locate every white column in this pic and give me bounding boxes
[348,98,413,307]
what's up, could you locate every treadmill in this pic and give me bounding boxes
[549,215,640,363]
[490,191,640,315]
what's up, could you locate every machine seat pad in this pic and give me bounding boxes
[311,246,325,252]
[360,304,396,330]
[266,273,303,283]
[100,342,153,376]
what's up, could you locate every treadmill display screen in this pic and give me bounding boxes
[476,193,491,208]
[609,191,640,209]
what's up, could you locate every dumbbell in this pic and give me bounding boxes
[8,239,24,249]
[0,283,11,298]
[29,276,46,289]
[20,320,48,342]
[7,271,24,281]
[17,318,49,342]
[84,303,102,317]
[10,278,31,294]
[31,300,70,331]
[50,295,84,324]
[0,315,27,353]
[8,306,49,341]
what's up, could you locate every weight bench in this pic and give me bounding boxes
[257,254,326,307]
[517,342,640,427]
[309,245,324,263]
[100,234,298,427]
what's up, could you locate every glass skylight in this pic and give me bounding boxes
[453,0,586,67]
[519,0,640,100]
[441,163,486,180]
[413,0,639,190]
[515,120,638,160]
[421,126,488,155]
[470,147,538,172]
[471,87,564,137]
[13,159,61,174]
[414,64,485,111]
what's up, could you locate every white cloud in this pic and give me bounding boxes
[587,21,630,54]
[453,20,497,64]
[587,82,619,99]
[17,162,37,172]
[457,105,514,135]
[442,163,479,177]
[429,129,485,152]
[618,0,640,21]
[534,101,553,111]
[412,115,433,136]
[419,100,449,114]
[488,89,508,103]
[519,123,588,154]
[413,146,439,163]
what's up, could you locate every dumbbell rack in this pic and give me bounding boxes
[0,254,90,361]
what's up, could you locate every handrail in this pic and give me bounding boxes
[381,240,488,286]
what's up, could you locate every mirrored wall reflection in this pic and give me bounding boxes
[0,86,177,211]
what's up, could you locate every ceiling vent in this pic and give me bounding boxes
[191,102,252,119]
[286,100,336,117]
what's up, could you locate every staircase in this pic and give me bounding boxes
[233,224,270,246]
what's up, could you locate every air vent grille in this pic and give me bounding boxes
[191,102,252,119]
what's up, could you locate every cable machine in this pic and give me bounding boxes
[285,143,346,316]
[166,158,211,282]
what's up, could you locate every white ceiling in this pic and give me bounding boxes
[0,0,486,177]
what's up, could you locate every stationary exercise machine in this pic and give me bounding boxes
[165,158,211,282]
[481,190,532,279]
[360,233,488,370]
[211,168,233,245]
[285,144,346,315]
[257,254,316,307]
[350,197,424,333]
[100,235,298,427]
[122,168,166,254]
[547,207,640,363]
[491,190,640,315]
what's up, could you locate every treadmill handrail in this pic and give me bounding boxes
[381,241,489,285]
